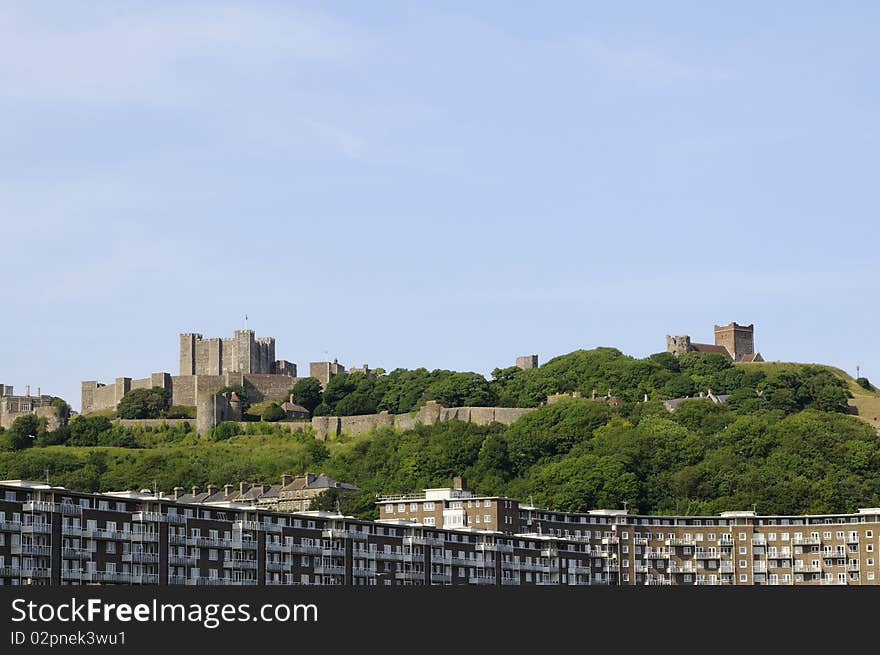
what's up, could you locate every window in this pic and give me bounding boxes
[424,502,434,511]
[105,542,115,554]
[209,549,218,561]
[484,515,491,523]
[836,531,844,539]
[475,515,480,524]
[823,532,831,540]
[867,558,874,566]
[397,504,405,512]
[423,517,436,526]
[867,531,873,538]
[739,547,747,555]
[869,572,875,581]
[867,544,874,552]
[385,505,393,514]
[739,574,747,582]
[738,533,746,541]
[708,533,716,541]
[410,503,418,511]
[621,532,629,540]
[739,560,747,569]
[768,533,776,541]
[781,533,790,541]
[484,500,491,508]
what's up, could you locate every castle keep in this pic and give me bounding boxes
[82,330,303,416]
[179,330,296,376]
[667,322,764,363]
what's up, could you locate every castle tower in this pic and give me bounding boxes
[666,335,692,356]
[179,333,201,375]
[714,323,755,362]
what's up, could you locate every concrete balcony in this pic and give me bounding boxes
[266,562,292,573]
[14,544,51,557]
[313,565,346,576]
[122,552,159,564]
[468,575,496,585]
[0,520,22,532]
[431,573,452,583]
[23,501,57,513]
[128,532,159,543]
[168,554,195,566]
[230,540,258,551]
[794,564,822,573]
[266,542,286,553]
[395,571,425,581]
[84,571,130,584]
[293,544,323,555]
[793,537,821,546]
[169,534,187,546]
[62,547,88,559]
[129,574,160,585]
[0,566,20,577]
[695,552,720,560]
[189,537,230,548]
[644,550,669,559]
[665,538,694,547]
[353,567,377,578]
[223,560,257,570]
[61,569,82,581]
[132,511,165,523]
[20,523,51,535]
[168,575,188,585]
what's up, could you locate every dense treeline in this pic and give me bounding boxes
[293,348,851,416]
[0,350,873,518]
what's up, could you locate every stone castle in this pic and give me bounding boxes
[82,329,355,417]
[0,385,66,431]
[666,322,764,363]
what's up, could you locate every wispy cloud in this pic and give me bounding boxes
[0,3,363,107]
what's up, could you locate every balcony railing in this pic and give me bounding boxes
[665,538,694,547]
[644,550,669,559]
[168,575,188,585]
[132,512,165,523]
[230,540,258,551]
[62,547,88,559]
[0,520,22,532]
[468,575,495,585]
[293,544,323,555]
[129,532,159,542]
[352,567,377,577]
[168,554,195,566]
[169,534,187,546]
[695,552,720,560]
[16,544,52,557]
[20,523,51,535]
[266,542,286,553]
[123,552,159,564]
[431,573,453,583]
[266,562,292,573]
[314,565,346,576]
[129,574,160,585]
[223,560,258,570]
[23,501,57,513]
[793,537,821,546]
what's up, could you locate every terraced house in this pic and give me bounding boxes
[0,479,878,587]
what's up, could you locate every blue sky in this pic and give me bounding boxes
[1,2,878,410]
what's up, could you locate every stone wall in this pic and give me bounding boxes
[116,418,192,429]
[309,401,535,440]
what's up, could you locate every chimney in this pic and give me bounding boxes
[37,387,41,397]
[173,487,184,500]
[206,484,217,496]
[281,474,293,487]
[191,485,199,496]
[453,476,465,491]
[261,484,270,494]
[224,484,234,497]
[25,384,30,397]
[240,482,250,495]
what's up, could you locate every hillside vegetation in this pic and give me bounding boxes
[1,349,878,518]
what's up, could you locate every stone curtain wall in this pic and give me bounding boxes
[310,402,535,440]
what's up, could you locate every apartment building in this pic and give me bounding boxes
[1,479,878,587]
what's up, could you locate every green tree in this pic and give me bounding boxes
[261,403,286,422]
[289,378,323,413]
[117,387,171,419]
[425,372,497,407]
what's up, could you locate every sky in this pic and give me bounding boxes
[1,1,878,411]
